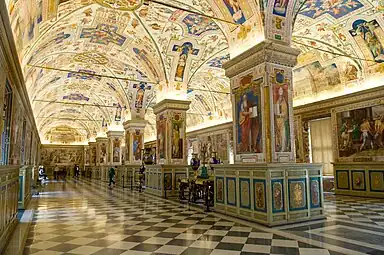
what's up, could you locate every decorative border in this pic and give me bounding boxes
[271,179,285,213]
[253,179,267,212]
[351,170,366,191]
[226,177,237,206]
[288,178,308,211]
[336,170,350,190]
[216,176,225,204]
[310,177,321,208]
[369,170,384,192]
[239,178,251,209]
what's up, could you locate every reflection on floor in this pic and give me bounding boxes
[18,180,384,255]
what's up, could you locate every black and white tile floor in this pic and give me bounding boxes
[20,180,384,255]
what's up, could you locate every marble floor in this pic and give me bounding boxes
[12,179,384,255]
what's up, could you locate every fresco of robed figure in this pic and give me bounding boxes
[236,75,262,154]
[273,70,291,153]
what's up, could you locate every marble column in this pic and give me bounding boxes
[107,131,124,166]
[153,99,190,165]
[96,137,108,166]
[123,119,146,165]
[223,41,300,163]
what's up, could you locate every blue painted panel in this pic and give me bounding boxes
[216,176,224,204]
[288,178,307,211]
[310,177,321,208]
[226,177,237,206]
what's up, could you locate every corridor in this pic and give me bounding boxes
[15,180,384,255]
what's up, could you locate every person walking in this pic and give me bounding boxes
[108,166,116,187]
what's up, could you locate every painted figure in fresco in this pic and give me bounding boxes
[172,124,182,158]
[223,0,246,24]
[173,42,199,82]
[344,62,358,81]
[274,86,290,152]
[135,86,145,108]
[350,19,384,62]
[157,118,166,159]
[239,94,251,152]
[273,0,289,17]
[113,140,120,162]
[340,130,351,151]
[115,105,122,121]
[360,118,373,151]
[133,135,142,160]
[374,116,384,148]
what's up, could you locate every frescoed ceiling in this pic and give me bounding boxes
[5,0,384,143]
[292,0,384,106]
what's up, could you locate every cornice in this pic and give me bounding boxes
[123,119,147,130]
[153,99,191,115]
[95,137,108,143]
[223,40,300,78]
[294,86,384,118]
[106,130,124,137]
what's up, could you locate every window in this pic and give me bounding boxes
[1,81,12,165]
[309,118,334,176]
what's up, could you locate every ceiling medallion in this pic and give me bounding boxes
[74,52,109,65]
[95,0,144,11]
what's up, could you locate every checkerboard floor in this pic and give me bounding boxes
[22,180,337,255]
[324,193,384,226]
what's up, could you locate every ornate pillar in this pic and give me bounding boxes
[123,119,146,165]
[96,137,108,165]
[107,131,124,165]
[153,99,190,165]
[223,41,300,163]
[89,142,97,166]
[84,145,90,166]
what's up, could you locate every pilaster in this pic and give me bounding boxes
[123,119,147,164]
[89,142,97,166]
[153,99,190,165]
[95,137,108,165]
[106,130,124,165]
[223,40,300,163]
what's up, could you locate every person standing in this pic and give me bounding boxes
[109,166,116,187]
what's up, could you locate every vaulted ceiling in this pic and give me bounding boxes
[5,0,384,144]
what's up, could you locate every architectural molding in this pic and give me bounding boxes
[153,99,191,115]
[223,40,300,78]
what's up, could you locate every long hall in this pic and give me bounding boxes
[1,0,384,254]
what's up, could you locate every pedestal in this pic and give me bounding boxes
[124,119,146,164]
[145,165,191,197]
[223,40,300,163]
[333,162,384,198]
[214,163,325,226]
